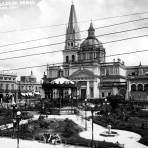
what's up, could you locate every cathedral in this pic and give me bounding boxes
[43,4,148,102]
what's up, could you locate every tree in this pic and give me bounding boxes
[107,95,124,112]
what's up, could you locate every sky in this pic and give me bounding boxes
[0,0,148,81]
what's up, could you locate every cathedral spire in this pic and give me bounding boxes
[65,4,81,49]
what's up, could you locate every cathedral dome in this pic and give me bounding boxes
[80,22,103,49]
[80,38,102,49]
[78,22,106,63]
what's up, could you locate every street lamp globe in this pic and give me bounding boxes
[16,111,21,148]
[13,119,16,123]
[17,111,21,116]
[12,96,16,106]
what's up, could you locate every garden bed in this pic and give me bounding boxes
[0,116,120,148]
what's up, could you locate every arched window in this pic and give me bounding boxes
[144,84,148,91]
[119,89,126,97]
[137,84,143,91]
[66,56,69,63]
[6,84,9,90]
[83,53,85,60]
[131,84,136,91]
[11,84,14,90]
[21,86,24,90]
[68,42,70,47]
[94,52,96,59]
[90,53,93,59]
[72,55,75,62]
[71,42,74,47]
[0,84,3,89]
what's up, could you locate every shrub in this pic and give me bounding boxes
[38,115,45,121]
[61,118,82,138]
[39,120,49,129]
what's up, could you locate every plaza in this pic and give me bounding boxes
[0,1,148,148]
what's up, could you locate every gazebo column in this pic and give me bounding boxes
[71,87,74,113]
[61,88,64,107]
[59,88,61,114]
[59,87,64,114]
[76,87,79,107]
[86,81,90,99]
[52,89,54,108]
[68,88,71,106]
[73,87,77,107]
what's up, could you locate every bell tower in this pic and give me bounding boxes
[63,4,81,64]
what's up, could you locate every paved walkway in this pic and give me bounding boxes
[46,114,148,148]
[0,137,87,148]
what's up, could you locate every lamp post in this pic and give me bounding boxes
[84,99,87,130]
[90,104,95,148]
[41,100,45,115]
[11,96,17,137]
[91,108,95,148]
[16,111,21,148]
[103,99,110,119]
[70,91,72,113]
[59,89,62,114]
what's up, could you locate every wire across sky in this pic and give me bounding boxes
[3,46,148,72]
[0,17,148,49]
[0,10,148,73]
[0,11,148,34]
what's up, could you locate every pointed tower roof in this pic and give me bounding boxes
[80,22,103,48]
[66,4,81,41]
[88,22,95,39]
[139,61,142,67]
[88,22,95,31]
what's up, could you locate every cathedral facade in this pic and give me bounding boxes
[44,4,148,101]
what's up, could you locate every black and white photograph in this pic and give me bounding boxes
[0,0,148,148]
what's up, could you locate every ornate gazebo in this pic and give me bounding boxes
[42,76,77,111]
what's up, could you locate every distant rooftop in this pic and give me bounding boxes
[0,71,17,76]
